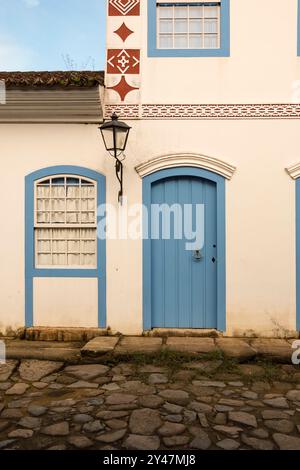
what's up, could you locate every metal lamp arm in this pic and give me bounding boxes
[115,155,123,204]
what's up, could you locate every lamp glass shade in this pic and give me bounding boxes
[100,114,131,153]
[115,127,130,152]
[100,128,115,152]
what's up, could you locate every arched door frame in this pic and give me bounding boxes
[25,165,106,328]
[142,166,227,332]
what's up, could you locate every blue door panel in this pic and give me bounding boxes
[190,177,205,328]
[150,175,217,329]
[151,181,164,327]
[177,178,192,327]
[164,179,178,327]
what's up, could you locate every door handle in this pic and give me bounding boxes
[193,250,203,261]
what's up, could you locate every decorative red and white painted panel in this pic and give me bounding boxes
[109,0,140,16]
[107,76,139,102]
[107,49,140,75]
[106,0,141,104]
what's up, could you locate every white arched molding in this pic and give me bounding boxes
[135,154,236,180]
[286,162,300,179]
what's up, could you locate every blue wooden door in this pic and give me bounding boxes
[150,175,217,328]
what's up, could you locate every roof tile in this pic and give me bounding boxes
[0,71,104,88]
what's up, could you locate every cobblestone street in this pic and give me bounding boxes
[1,357,300,450]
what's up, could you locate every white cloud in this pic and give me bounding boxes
[0,35,36,71]
[23,0,40,7]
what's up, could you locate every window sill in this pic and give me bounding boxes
[148,47,230,57]
[33,268,99,278]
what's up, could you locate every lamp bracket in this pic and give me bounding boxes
[115,156,123,204]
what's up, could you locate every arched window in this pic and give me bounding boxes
[34,175,97,268]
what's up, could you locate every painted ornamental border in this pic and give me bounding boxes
[105,103,300,120]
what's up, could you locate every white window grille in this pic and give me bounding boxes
[34,175,97,268]
[157,2,221,49]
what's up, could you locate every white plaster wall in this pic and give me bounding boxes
[125,118,298,337]
[34,278,98,328]
[0,123,141,336]
[140,0,300,104]
[103,0,300,336]
[2,2,300,337]
[0,119,298,336]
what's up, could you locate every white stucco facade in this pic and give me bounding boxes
[0,0,300,337]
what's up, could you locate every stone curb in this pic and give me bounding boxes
[3,336,300,364]
[5,340,82,363]
[89,337,299,364]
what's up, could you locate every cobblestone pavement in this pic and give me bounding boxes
[1,359,300,450]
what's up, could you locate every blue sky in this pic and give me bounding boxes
[0,0,106,71]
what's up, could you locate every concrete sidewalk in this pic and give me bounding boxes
[3,336,299,364]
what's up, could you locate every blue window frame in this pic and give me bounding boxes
[25,166,106,328]
[148,0,230,57]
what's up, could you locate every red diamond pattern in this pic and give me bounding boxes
[114,22,134,42]
[107,76,139,102]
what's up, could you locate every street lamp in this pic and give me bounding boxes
[99,113,131,203]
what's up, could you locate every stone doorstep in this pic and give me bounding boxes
[216,338,257,360]
[23,327,109,342]
[165,337,218,354]
[164,337,256,360]
[114,337,163,355]
[146,329,222,338]
[249,339,295,361]
[81,336,120,357]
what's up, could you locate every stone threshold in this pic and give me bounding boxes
[144,328,222,338]
[14,327,223,342]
